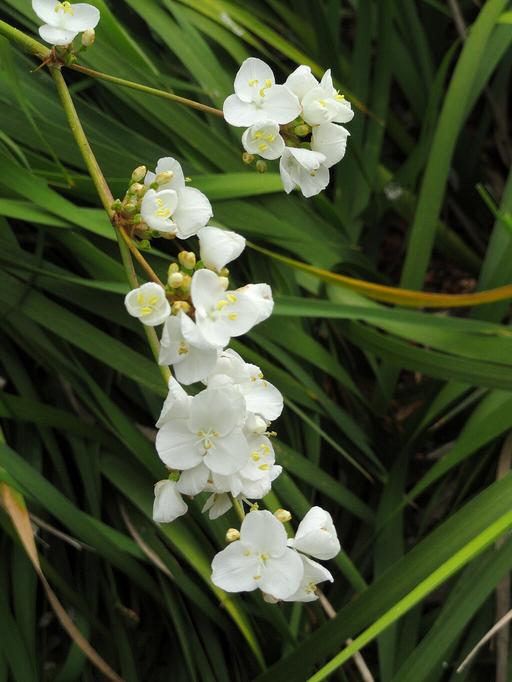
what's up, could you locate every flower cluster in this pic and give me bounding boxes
[212,508,340,603]
[224,58,354,198]
[122,157,283,523]
[33,0,99,46]
[121,157,341,602]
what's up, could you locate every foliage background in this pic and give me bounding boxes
[1,0,512,680]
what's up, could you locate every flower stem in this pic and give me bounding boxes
[50,66,170,384]
[231,495,246,522]
[0,19,50,60]
[69,64,224,118]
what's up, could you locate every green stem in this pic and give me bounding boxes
[0,18,50,60]
[231,495,246,522]
[50,66,170,384]
[0,20,223,118]
[70,64,224,118]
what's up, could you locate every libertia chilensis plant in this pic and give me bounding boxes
[27,1,352,605]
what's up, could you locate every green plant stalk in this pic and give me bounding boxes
[0,19,222,119]
[306,507,512,681]
[70,63,224,117]
[50,66,169,383]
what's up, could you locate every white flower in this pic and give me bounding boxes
[188,270,264,348]
[33,0,100,46]
[289,506,341,560]
[311,123,350,168]
[283,555,333,602]
[285,65,319,101]
[198,227,246,272]
[153,480,188,523]
[211,510,303,598]
[208,350,283,422]
[143,157,212,238]
[124,282,170,327]
[159,314,217,385]
[156,386,248,475]
[280,148,329,198]
[302,70,354,127]
[223,57,301,127]
[241,121,285,160]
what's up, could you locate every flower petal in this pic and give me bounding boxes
[211,541,261,593]
[293,506,341,560]
[260,548,304,600]
[63,3,100,31]
[234,57,275,102]
[140,189,178,233]
[154,157,186,192]
[285,65,318,101]
[241,121,285,161]
[223,95,263,127]
[177,462,210,496]
[204,428,248,475]
[198,226,246,271]
[155,419,202,470]
[244,380,283,421]
[240,509,287,556]
[33,0,61,23]
[174,187,213,238]
[262,85,301,124]
[188,387,245,437]
[190,269,226,316]
[156,377,191,427]
[311,123,350,168]
[283,555,333,602]
[38,24,77,45]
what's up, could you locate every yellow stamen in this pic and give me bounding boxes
[178,342,188,355]
[228,313,238,321]
[227,294,237,303]
[140,306,153,316]
[258,143,268,152]
[251,452,260,462]
[148,296,159,305]
[216,299,228,310]
[55,1,74,14]
[248,79,259,87]
[136,293,145,305]
[265,79,272,88]
[259,464,270,471]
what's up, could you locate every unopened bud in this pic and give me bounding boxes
[218,276,229,291]
[274,509,292,523]
[255,160,267,174]
[168,262,180,275]
[138,239,151,251]
[219,267,230,278]
[133,213,142,225]
[294,124,311,137]
[131,166,147,184]
[262,592,280,604]
[178,251,196,270]
[123,201,138,216]
[81,28,95,47]
[168,470,180,482]
[172,301,191,315]
[225,528,240,542]
[243,152,255,165]
[155,170,173,186]
[111,199,123,212]
[168,272,184,288]
[181,274,192,291]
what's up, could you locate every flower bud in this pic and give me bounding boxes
[242,152,255,165]
[81,29,96,47]
[225,528,240,543]
[294,124,311,137]
[168,272,184,289]
[181,274,192,291]
[155,170,173,186]
[274,509,292,523]
[219,267,230,277]
[172,301,191,315]
[111,199,123,212]
[131,166,147,184]
[178,251,196,270]
[255,160,268,174]
[262,592,280,604]
[123,201,138,216]
[168,262,180,275]
[218,276,229,291]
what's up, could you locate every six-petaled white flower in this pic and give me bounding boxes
[198,227,246,272]
[156,386,248,475]
[143,157,212,238]
[211,510,303,598]
[124,282,170,327]
[242,121,285,160]
[33,0,100,46]
[223,58,301,127]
